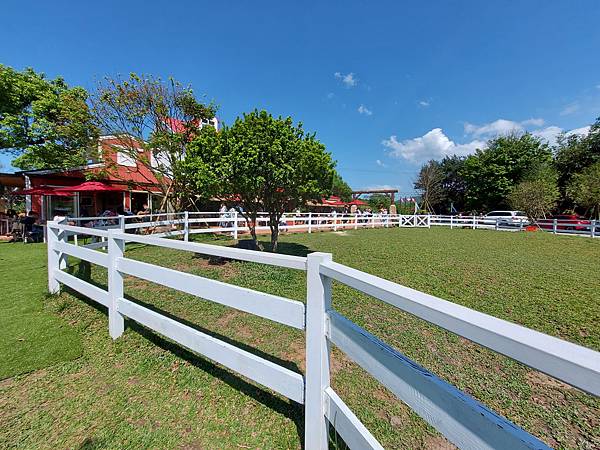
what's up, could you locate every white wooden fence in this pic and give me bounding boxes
[47,220,600,449]
[64,211,600,243]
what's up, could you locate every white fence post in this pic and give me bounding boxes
[108,230,125,339]
[355,214,358,230]
[427,215,431,228]
[333,212,338,232]
[553,218,558,234]
[495,218,499,231]
[184,211,190,242]
[591,220,596,238]
[450,215,454,229]
[119,215,125,232]
[305,252,332,450]
[233,212,238,240]
[472,215,476,230]
[47,221,64,294]
[308,212,312,233]
[519,219,524,231]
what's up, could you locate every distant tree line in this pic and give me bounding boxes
[414,120,600,219]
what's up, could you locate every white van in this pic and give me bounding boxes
[483,211,529,226]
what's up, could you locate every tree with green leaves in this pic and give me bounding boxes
[185,110,335,251]
[439,155,467,213]
[566,161,600,219]
[554,118,600,208]
[90,73,216,211]
[367,193,392,210]
[331,172,352,202]
[461,133,552,211]
[508,163,559,220]
[0,65,99,170]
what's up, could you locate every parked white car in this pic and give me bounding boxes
[483,210,529,226]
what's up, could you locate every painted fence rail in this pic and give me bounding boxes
[64,211,600,243]
[47,221,600,449]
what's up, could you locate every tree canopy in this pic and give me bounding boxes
[90,73,216,210]
[184,110,335,251]
[461,133,552,211]
[331,172,353,202]
[0,65,99,170]
[566,161,600,219]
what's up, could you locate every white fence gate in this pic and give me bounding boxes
[47,221,600,449]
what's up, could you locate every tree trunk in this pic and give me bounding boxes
[270,222,280,252]
[244,211,263,251]
[268,212,282,252]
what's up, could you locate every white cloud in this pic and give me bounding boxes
[464,118,545,137]
[560,103,579,116]
[532,126,563,145]
[375,159,388,167]
[357,104,373,116]
[326,92,334,99]
[334,72,358,88]
[567,126,590,137]
[596,84,600,90]
[383,128,485,163]
[419,100,430,107]
[531,125,590,145]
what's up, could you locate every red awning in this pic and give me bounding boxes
[54,181,126,192]
[11,186,73,196]
[348,199,367,206]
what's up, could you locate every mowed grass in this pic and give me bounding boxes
[0,243,82,380]
[0,227,599,449]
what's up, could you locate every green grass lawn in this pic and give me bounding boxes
[0,243,82,380]
[1,228,599,449]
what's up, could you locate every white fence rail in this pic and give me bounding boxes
[62,211,600,243]
[47,221,600,449]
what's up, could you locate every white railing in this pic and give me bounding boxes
[46,220,600,449]
[58,212,600,248]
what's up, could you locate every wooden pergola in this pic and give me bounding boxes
[351,189,398,204]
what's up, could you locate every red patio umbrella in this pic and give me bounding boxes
[53,181,125,192]
[11,186,73,196]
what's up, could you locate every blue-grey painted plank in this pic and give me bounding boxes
[328,311,551,450]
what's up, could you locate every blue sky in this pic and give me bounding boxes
[2,1,600,195]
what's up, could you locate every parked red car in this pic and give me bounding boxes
[538,214,591,231]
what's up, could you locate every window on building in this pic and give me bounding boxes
[117,151,136,167]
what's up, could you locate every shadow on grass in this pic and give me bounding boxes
[62,266,306,447]
[226,241,314,258]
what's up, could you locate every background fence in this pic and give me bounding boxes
[47,220,600,449]
[61,211,600,244]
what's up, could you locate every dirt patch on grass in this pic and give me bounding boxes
[215,310,241,329]
[422,434,457,449]
[281,339,306,372]
[526,371,572,390]
[176,258,240,280]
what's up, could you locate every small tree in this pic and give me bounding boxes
[90,73,216,211]
[566,161,600,219]
[0,65,99,169]
[414,160,444,213]
[508,164,559,220]
[185,110,335,251]
[367,193,391,210]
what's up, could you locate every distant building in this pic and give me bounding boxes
[16,135,168,219]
